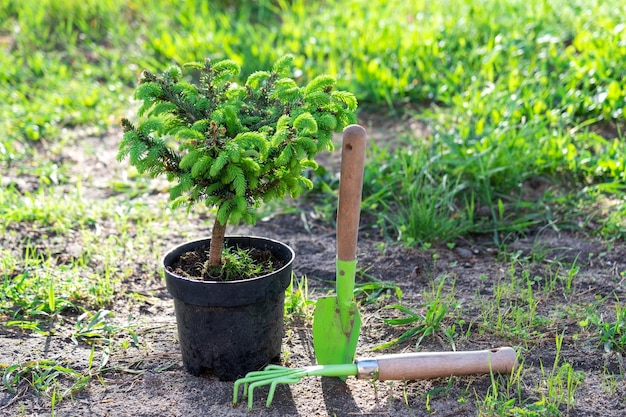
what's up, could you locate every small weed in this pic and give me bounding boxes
[284,274,314,323]
[535,333,585,414]
[479,256,561,342]
[601,366,621,395]
[425,377,454,413]
[477,374,524,417]
[71,309,137,347]
[354,270,403,305]
[476,353,578,417]
[579,298,626,353]
[375,276,456,351]
[2,359,87,399]
[596,300,625,353]
[561,260,580,296]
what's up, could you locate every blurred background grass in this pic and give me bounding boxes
[1,0,625,244]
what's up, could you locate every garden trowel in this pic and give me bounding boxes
[312,124,366,366]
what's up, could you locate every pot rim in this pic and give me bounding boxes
[161,235,295,284]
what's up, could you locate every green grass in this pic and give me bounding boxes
[1,0,625,414]
[0,182,173,402]
[3,0,625,243]
[580,297,626,353]
[476,335,584,416]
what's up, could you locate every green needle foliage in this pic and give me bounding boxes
[118,55,357,269]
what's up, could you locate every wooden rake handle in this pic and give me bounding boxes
[337,125,367,262]
[357,347,517,381]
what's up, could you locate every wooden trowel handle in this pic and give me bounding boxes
[366,347,517,381]
[337,125,367,262]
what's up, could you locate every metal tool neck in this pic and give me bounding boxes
[355,359,379,380]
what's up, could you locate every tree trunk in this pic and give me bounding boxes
[209,218,227,267]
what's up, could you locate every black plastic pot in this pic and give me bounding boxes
[162,236,294,381]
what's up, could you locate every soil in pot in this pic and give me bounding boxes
[166,243,286,281]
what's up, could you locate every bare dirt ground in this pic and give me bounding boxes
[1,118,625,416]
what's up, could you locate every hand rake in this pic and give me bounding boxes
[233,347,516,410]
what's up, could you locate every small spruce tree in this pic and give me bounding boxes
[118,55,357,274]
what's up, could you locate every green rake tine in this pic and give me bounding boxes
[233,363,358,409]
[233,366,297,404]
[249,374,304,409]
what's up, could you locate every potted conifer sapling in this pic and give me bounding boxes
[117,55,357,380]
